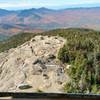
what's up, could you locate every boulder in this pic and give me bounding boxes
[17,84,32,90]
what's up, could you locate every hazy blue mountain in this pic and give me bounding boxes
[0,7,100,35]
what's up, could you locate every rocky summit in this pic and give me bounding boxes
[0,35,69,93]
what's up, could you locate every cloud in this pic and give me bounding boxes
[65,0,100,5]
[0,2,33,9]
[0,0,100,9]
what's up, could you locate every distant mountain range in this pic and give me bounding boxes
[0,7,100,35]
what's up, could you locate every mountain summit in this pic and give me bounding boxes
[0,7,100,35]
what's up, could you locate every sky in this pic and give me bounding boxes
[0,0,100,10]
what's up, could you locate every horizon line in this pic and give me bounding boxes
[0,6,100,11]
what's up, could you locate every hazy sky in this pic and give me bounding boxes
[0,0,100,10]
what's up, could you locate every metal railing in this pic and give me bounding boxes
[0,92,100,100]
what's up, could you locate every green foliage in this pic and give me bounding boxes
[58,45,70,63]
[57,28,100,94]
[0,32,36,52]
[64,81,79,93]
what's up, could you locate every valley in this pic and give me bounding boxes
[0,7,100,36]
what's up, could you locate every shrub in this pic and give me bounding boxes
[58,45,70,63]
[57,28,100,94]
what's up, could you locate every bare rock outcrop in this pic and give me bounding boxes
[0,35,69,92]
